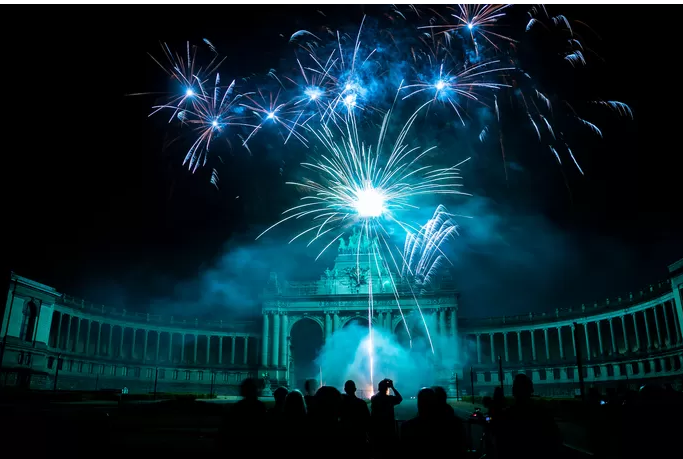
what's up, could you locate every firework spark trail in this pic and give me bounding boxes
[402,60,515,125]
[401,205,459,287]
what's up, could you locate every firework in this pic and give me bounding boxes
[402,59,514,125]
[401,205,459,288]
[151,74,257,172]
[255,101,469,261]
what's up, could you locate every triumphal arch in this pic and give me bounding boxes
[259,233,460,388]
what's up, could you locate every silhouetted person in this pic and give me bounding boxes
[282,390,308,446]
[496,374,561,459]
[340,380,371,456]
[270,386,288,419]
[370,378,403,459]
[220,378,267,449]
[432,386,455,418]
[491,386,506,418]
[400,387,443,458]
[268,386,289,447]
[304,378,318,415]
[432,385,467,455]
[309,386,343,458]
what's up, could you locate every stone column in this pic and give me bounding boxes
[621,315,629,351]
[643,310,652,349]
[333,312,341,332]
[65,316,72,352]
[632,313,641,351]
[490,334,495,363]
[544,329,550,360]
[609,319,617,354]
[181,334,185,363]
[557,327,565,359]
[107,325,113,357]
[671,283,683,342]
[85,320,92,355]
[218,336,223,364]
[451,308,460,359]
[324,313,332,341]
[231,335,236,365]
[280,314,288,368]
[155,332,161,362]
[654,306,663,348]
[584,324,591,361]
[530,330,537,361]
[385,311,392,333]
[272,313,280,367]
[119,327,124,358]
[571,325,577,357]
[261,313,269,366]
[55,312,63,349]
[597,321,604,355]
[193,334,198,363]
[74,318,81,353]
[243,337,249,365]
[662,302,672,347]
[517,331,523,362]
[206,335,211,364]
[476,334,481,364]
[143,330,149,362]
[503,332,509,362]
[168,333,173,362]
[96,322,102,356]
[132,329,137,360]
[439,310,446,336]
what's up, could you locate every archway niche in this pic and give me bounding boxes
[344,317,370,329]
[394,315,430,351]
[289,318,324,391]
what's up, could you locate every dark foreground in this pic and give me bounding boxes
[0,398,591,458]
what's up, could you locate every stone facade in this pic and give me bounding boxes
[0,275,260,395]
[2,255,683,396]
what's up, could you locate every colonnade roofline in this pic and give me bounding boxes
[9,273,257,334]
[460,281,673,332]
[56,295,257,333]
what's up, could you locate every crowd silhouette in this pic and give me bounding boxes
[219,373,683,459]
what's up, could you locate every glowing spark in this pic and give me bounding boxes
[267,111,275,119]
[353,187,386,218]
[435,80,446,91]
[185,88,194,97]
[344,93,357,108]
[306,87,322,101]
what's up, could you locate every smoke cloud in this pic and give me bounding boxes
[314,314,463,398]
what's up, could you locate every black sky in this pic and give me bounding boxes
[4,5,682,318]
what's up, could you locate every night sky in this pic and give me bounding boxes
[5,5,681,319]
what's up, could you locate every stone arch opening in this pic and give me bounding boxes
[344,317,369,329]
[20,300,37,342]
[289,318,324,391]
[394,316,430,350]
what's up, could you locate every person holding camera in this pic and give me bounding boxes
[370,378,403,459]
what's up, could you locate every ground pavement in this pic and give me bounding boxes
[394,399,592,455]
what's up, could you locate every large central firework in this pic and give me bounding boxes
[138,4,632,388]
[257,100,468,261]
